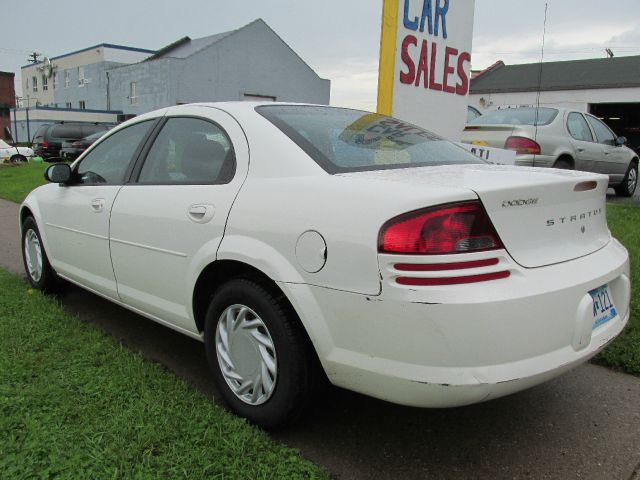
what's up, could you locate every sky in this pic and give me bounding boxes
[2,0,640,111]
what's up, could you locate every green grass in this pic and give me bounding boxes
[0,162,49,203]
[0,269,328,479]
[595,204,640,374]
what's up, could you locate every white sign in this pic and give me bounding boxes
[378,0,475,141]
[456,142,517,166]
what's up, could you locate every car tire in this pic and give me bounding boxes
[204,278,316,429]
[553,158,572,169]
[10,154,27,164]
[614,162,638,197]
[21,217,65,293]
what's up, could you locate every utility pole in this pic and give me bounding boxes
[27,52,41,64]
[25,95,31,142]
[13,96,19,143]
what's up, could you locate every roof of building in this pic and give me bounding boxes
[470,55,640,94]
[146,30,236,60]
[22,43,157,69]
[142,19,324,80]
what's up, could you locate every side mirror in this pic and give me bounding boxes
[615,136,627,147]
[44,163,72,184]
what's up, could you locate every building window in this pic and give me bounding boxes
[130,82,137,105]
[32,76,38,92]
[64,70,70,88]
[79,100,86,109]
[78,66,85,87]
[53,72,58,89]
[65,102,72,109]
[42,75,48,91]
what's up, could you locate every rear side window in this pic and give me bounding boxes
[257,105,482,173]
[469,108,558,126]
[467,106,481,122]
[585,116,616,145]
[567,113,593,142]
[76,121,154,185]
[137,117,236,184]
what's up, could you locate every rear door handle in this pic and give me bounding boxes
[91,198,105,212]
[188,204,215,223]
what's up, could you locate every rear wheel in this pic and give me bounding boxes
[614,162,638,197]
[10,154,27,164]
[204,278,316,428]
[21,217,64,293]
[553,158,573,170]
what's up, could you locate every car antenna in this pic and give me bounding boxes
[534,2,548,168]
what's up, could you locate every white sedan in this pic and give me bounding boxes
[0,139,33,163]
[20,103,630,427]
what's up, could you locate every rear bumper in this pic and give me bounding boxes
[515,154,557,167]
[284,239,630,407]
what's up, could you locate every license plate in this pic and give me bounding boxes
[590,285,617,330]
[471,140,489,146]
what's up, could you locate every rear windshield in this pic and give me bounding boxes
[468,107,558,126]
[257,105,483,173]
[51,124,110,139]
[32,125,49,142]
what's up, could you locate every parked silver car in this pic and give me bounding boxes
[462,107,638,197]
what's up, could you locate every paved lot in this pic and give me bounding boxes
[1,197,640,479]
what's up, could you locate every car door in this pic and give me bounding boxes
[585,114,629,181]
[38,119,157,298]
[565,112,599,171]
[108,106,249,333]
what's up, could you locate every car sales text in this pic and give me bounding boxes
[399,0,471,96]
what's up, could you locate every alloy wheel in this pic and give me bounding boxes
[628,166,638,194]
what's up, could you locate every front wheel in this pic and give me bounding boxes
[10,154,27,164]
[204,278,316,428]
[21,217,64,293]
[614,162,638,197]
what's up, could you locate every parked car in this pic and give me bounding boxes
[21,103,630,427]
[60,130,111,161]
[461,107,639,197]
[0,139,34,163]
[32,122,113,161]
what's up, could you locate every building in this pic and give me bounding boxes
[107,19,330,115]
[0,72,16,141]
[13,18,330,142]
[21,44,156,111]
[469,55,640,147]
[14,44,154,142]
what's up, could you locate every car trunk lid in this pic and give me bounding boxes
[342,164,610,268]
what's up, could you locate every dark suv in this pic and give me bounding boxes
[32,123,113,161]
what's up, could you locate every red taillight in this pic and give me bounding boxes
[504,136,540,155]
[42,140,49,149]
[395,258,499,271]
[378,201,503,255]
[397,271,510,286]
